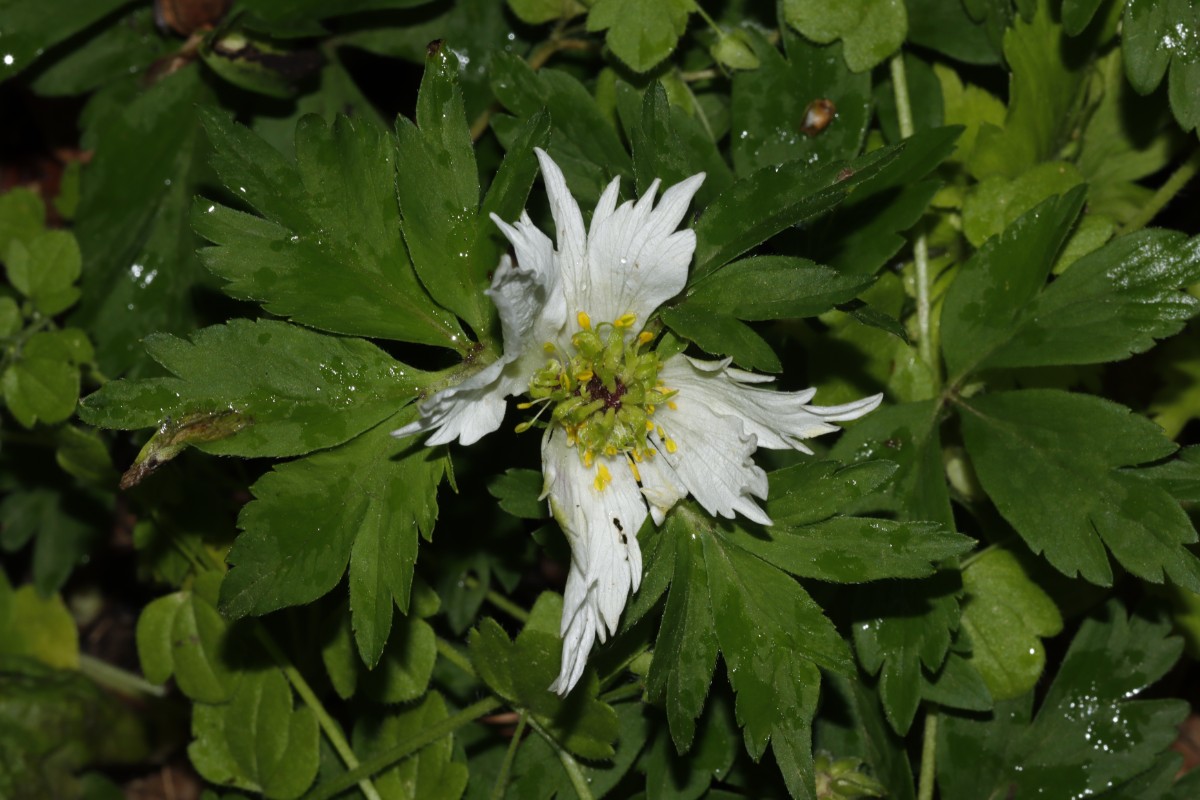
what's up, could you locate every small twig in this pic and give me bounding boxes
[527,715,594,800]
[465,574,531,624]
[435,636,476,676]
[917,710,939,800]
[1121,147,1200,234]
[489,713,528,800]
[78,653,167,698]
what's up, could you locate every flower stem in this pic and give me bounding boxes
[304,695,504,800]
[889,52,939,388]
[489,713,528,800]
[527,715,595,800]
[78,653,166,698]
[917,710,939,800]
[436,635,476,676]
[1121,147,1200,234]
[255,626,382,800]
[465,574,531,624]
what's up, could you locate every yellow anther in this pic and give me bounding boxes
[637,331,654,345]
[575,369,594,382]
[543,342,557,353]
[647,405,656,415]
[655,385,673,394]
[645,420,655,432]
[605,446,617,457]
[665,438,678,454]
[615,313,637,328]
[631,448,644,463]
[517,401,534,409]
[515,421,532,433]
[627,457,642,483]
[583,450,595,468]
[657,425,667,439]
[577,311,592,330]
[594,462,612,491]
[667,400,678,410]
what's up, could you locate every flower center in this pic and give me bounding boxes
[519,311,677,482]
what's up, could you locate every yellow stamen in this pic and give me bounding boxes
[631,448,644,463]
[517,401,534,409]
[543,342,556,353]
[577,311,592,330]
[647,405,656,415]
[667,400,678,410]
[575,369,594,382]
[656,425,666,439]
[615,313,637,328]
[637,331,654,345]
[665,438,678,454]
[594,462,612,491]
[627,456,642,483]
[645,420,655,432]
[583,450,594,468]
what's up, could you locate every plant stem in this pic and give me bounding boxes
[78,653,166,698]
[465,574,531,624]
[1122,147,1200,234]
[889,52,939,388]
[917,710,939,800]
[255,627,382,800]
[527,716,595,800]
[305,695,504,800]
[489,713,528,800]
[436,635,476,676]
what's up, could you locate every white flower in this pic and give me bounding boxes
[395,149,882,694]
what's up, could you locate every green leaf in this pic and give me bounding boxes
[358,614,437,704]
[355,692,468,800]
[730,28,871,176]
[0,187,45,256]
[766,460,898,526]
[469,592,619,760]
[959,389,1200,591]
[54,426,116,488]
[0,297,20,338]
[395,42,488,334]
[682,257,872,320]
[136,593,186,686]
[659,304,781,373]
[220,415,443,668]
[940,190,1086,382]
[830,400,953,526]
[958,548,1063,700]
[645,693,738,799]
[72,67,212,376]
[195,111,465,349]
[508,0,585,24]
[921,651,993,713]
[0,486,102,595]
[4,230,82,315]
[961,162,1085,248]
[1123,0,1173,94]
[968,3,1089,178]
[226,670,320,799]
[853,573,961,735]
[1136,445,1200,502]
[967,229,1200,372]
[27,7,166,97]
[489,55,631,205]
[904,0,1000,65]
[938,604,1186,800]
[138,589,238,703]
[80,319,423,467]
[646,531,719,751]
[586,0,692,73]
[815,676,917,800]
[198,27,315,99]
[0,0,131,79]
[691,141,905,278]
[487,468,547,519]
[782,0,907,72]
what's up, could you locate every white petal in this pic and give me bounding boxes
[635,452,688,526]
[534,148,589,318]
[541,428,647,694]
[583,172,705,326]
[589,176,622,236]
[660,355,883,452]
[391,359,509,446]
[652,397,771,526]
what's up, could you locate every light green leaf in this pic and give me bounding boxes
[136,593,186,686]
[586,0,692,73]
[508,0,585,24]
[959,389,1200,591]
[3,357,77,428]
[195,110,465,349]
[961,162,1084,248]
[224,670,320,799]
[4,230,81,314]
[80,319,424,466]
[169,590,238,703]
[0,575,80,669]
[782,0,907,72]
[0,187,45,256]
[959,548,1063,700]
[968,3,1089,178]
[0,297,19,337]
